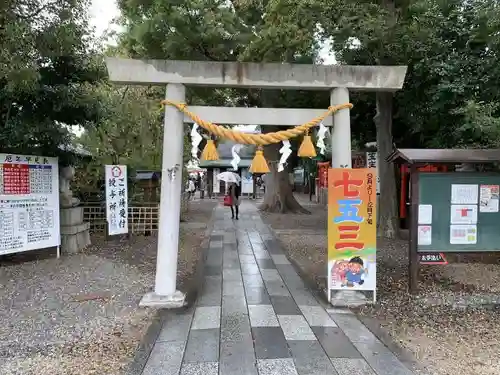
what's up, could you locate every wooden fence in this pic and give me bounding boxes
[82,203,159,235]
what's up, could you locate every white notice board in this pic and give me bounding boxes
[366,152,380,194]
[213,168,220,194]
[105,165,129,235]
[0,153,60,256]
[241,168,254,194]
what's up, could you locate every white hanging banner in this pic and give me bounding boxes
[190,123,203,160]
[0,153,60,256]
[213,168,220,193]
[366,152,380,194]
[105,165,129,235]
[278,140,292,172]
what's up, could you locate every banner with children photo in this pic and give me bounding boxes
[328,168,377,294]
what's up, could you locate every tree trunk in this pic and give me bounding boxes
[259,141,310,214]
[374,92,398,238]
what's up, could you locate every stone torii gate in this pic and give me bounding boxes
[105,58,407,308]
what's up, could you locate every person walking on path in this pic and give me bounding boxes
[186,178,196,200]
[199,174,206,199]
[228,182,241,220]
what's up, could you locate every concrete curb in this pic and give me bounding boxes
[355,314,432,375]
[125,205,217,375]
[263,225,331,307]
[263,219,427,374]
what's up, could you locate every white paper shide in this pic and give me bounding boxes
[105,165,128,235]
[0,153,61,256]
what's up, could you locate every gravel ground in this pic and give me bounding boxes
[260,194,500,375]
[0,200,216,375]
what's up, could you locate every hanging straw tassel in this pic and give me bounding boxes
[297,131,317,158]
[250,146,270,173]
[201,139,219,161]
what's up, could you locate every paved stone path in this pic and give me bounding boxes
[141,202,416,375]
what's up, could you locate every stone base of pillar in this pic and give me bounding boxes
[139,290,186,308]
[60,206,91,254]
[319,187,328,206]
[329,290,371,307]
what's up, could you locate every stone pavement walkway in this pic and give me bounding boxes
[140,201,416,375]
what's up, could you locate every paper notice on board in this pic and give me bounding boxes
[450,204,478,224]
[418,225,432,245]
[418,205,433,224]
[479,185,499,213]
[450,224,477,244]
[451,184,478,204]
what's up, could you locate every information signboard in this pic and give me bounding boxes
[213,168,220,194]
[0,153,60,256]
[418,172,500,252]
[105,165,129,235]
[365,152,380,193]
[327,168,377,299]
[241,168,253,194]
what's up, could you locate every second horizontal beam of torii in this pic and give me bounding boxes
[183,106,333,126]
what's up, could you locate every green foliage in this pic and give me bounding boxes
[318,0,500,148]
[0,0,106,164]
[453,101,500,148]
[79,85,163,170]
[77,84,194,190]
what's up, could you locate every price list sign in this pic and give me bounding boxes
[3,164,30,194]
[0,153,60,256]
[105,165,129,235]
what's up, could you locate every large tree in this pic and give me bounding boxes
[76,84,193,212]
[79,85,164,171]
[318,0,500,237]
[0,0,106,163]
[317,0,422,238]
[235,0,326,213]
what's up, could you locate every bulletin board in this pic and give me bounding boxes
[0,153,60,256]
[417,172,500,252]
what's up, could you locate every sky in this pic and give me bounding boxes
[89,0,121,42]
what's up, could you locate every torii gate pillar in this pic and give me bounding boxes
[140,83,187,308]
[331,87,351,168]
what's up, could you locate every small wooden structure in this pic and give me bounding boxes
[199,141,256,197]
[387,148,500,293]
[135,170,161,202]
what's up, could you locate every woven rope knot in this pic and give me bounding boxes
[327,103,353,112]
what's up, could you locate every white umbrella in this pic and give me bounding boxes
[216,171,241,184]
